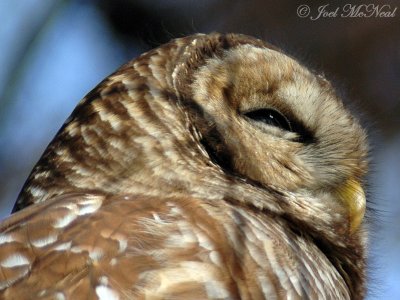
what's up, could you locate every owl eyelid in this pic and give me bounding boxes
[243,108,315,144]
[244,108,293,132]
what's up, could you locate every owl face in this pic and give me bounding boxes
[179,41,368,233]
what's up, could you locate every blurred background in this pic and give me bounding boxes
[0,0,398,298]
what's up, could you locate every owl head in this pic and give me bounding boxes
[172,33,368,232]
[17,32,369,238]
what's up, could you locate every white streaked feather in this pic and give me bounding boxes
[1,254,30,268]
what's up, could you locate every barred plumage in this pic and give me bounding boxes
[2,33,368,299]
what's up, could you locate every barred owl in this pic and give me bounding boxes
[1,33,368,299]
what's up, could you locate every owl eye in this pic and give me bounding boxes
[245,109,292,132]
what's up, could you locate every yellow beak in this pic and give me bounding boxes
[335,178,366,234]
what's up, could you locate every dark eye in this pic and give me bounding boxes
[245,109,292,132]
